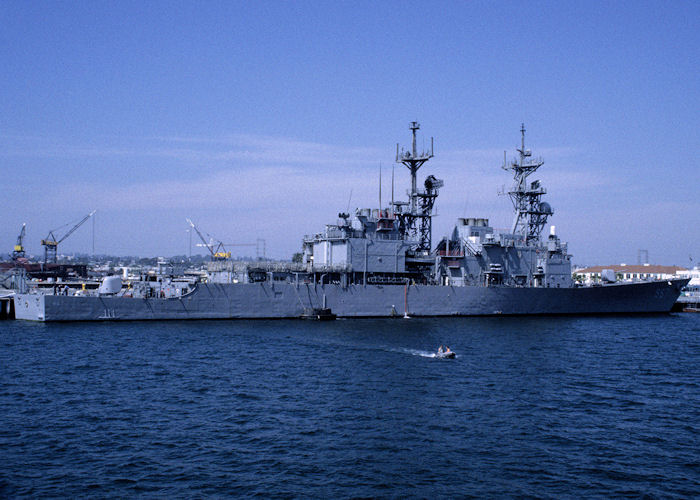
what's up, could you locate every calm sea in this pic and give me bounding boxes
[1,314,699,498]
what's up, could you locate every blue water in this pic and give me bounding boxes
[1,314,699,498]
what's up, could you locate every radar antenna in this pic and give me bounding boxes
[502,124,552,245]
[394,122,442,251]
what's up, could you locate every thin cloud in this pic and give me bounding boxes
[0,133,386,170]
[2,132,694,263]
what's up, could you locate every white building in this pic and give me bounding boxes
[676,266,700,287]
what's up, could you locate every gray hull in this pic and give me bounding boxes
[13,279,688,321]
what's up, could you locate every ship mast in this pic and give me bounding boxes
[394,122,442,252]
[502,124,552,245]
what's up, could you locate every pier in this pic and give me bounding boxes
[0,294,15,320]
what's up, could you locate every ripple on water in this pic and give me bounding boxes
[1,315,699,497]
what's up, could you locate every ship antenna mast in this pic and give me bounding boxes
[394,121,442,252]
[396,121,433,214]
[502,123,551,245]
[379,162,382,209]
[391,164,395,211]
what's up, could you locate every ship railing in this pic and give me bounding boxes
[246,261,310,273]
[243,261,352,274]
[207,260,312,273]
[309,264,352,273]
[367,275,407,285]
[462,239,481,256]
[375,234,400,241]
[520,157,544,169]
[438,250,464,257]
[324,227,349,239]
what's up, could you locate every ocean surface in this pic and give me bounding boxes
[1,314,699,498]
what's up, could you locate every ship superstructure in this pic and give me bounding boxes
[435,123,571,289]
[301,122,442,286]
[301,122,572,290]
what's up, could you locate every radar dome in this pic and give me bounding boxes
[98,275,122,295]
[538,202,553,214]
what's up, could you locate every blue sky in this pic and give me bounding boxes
[1,1,698,265]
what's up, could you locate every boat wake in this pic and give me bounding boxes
[397,348,443,359]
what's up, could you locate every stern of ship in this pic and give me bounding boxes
[13,294,46,321]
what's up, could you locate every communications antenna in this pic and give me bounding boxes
[396,121,433,215]
[502,124,551,245]
[394,122,443,251]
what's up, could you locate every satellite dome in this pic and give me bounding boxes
[538,202,553,214]
[98,275,122,295]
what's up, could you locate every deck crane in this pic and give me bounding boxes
[12,223,27,261]
[41,210,96,264]
[186,219,257,261]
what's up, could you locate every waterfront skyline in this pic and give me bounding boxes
[1,1,698,266]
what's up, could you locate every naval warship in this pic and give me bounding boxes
[14,123,688,321]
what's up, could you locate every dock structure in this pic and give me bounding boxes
[0,294,15,320]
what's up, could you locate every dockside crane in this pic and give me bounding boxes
[41,210,96,264]
[186,219,257,261]
[12,223,27,261]
[187,218,229,260]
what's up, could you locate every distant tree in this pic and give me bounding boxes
[292,252,303,263]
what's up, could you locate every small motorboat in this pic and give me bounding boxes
[301,307,337,320]
[435,348,455,359]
